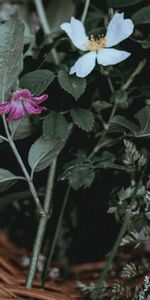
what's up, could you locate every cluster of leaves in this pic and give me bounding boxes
[0,0,150,296]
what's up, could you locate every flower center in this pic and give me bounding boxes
[86,35,106,51]
[19,97,24,101]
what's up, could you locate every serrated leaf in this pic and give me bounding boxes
[0,169,19,192]
[107,0,142,8]
[43,111,69,140]
[71,108,95,132]
[61,163,95,190]
[0,18,24,101]
[58,70,86,100]
[132,5,150,24]
[9,116,35,140]
[20,70,55,96]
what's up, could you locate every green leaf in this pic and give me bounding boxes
[132,6,150,24]
[0,169,19,192]
[20,70,55,96]
[92,101,112,113]
[28,137,63,174]
[0,18,24,101]
[58,70,86,100]
[134,106,150,137]
[107,0,142,8]
[43,111,69,140]
[9,116,36,140]
[61,163,95,190]
[114,90,128,104]
[28,129,71,176]
[110,115,139,135]
[71,108,95,132]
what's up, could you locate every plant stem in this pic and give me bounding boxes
[89,103,117,159]
[89,60,146,159]
[92,213,130,300]
[92,169,145,300]
[26,158,57,288]
[81,0,90,23]
[41,185,71,285]
[121,59,146,91]
[34,0,59,65]
[2,115,44,215]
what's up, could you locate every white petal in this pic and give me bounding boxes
[105,13,134,47]
[70,51,96,77]
[60,17,88,51]
[97,48,131,66]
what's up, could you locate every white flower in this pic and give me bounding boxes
[60,13,134,77]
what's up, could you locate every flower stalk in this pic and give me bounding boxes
[2,115,44,215]
[41,185,71,285]
[34,0,59,66]
[26,158,57,288]
[81,0,91,24]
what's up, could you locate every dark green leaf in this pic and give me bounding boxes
[58,70,86,100]
[132,6,150,24]
[20,70,55,96]
[28,136,67,175]
[114,90,128,104]
[61,163,95,190]
[0,18,24,101]
[107,0,142,8]
[92,101,112,113]
[110,115,139,135]
[43,111,69,140]
[9,116,36,140]
[135,106,150,137]
[71,108,95,132]
[0,169,20,192]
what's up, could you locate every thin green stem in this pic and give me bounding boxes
[34,0,59,65]
[2,115,44,215]
[121,59,146,91]
[92,167,146,299]
[89,103,117,159]
[0,134,8,142]
[89,60,146,160]
[92,213,130,300]
[107,76,114,93]
[26,158,57,288]
[41,185,71,285]
[81,0,90,23]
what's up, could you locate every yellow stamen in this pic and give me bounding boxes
[86,35,106,51]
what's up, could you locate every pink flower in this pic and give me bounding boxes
[0,89,48,122]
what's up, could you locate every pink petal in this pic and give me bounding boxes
[12,89,31,101]
[6,102,25,122]
[24,102,47,115]
[0,102,11,114]
[31,94,48,104]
